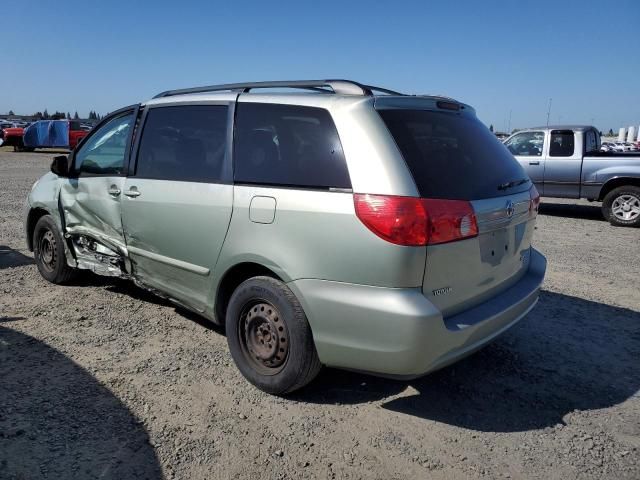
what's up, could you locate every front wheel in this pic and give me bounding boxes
[226,276,321,395]
[33,215,77,283]
[602,186,640,227]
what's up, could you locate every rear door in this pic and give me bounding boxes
[120,101,234,311]
[542,129,581,198]
[59,107,138,253]
[378,108,536,317]
[504,131,546,192]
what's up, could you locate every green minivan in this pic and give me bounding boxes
[25,80,545,394]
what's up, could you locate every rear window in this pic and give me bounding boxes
[549,130,575,157]
[233,103,350,189]
[379,109,530,200]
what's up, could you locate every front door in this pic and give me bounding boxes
[121,102,234,311]
[505,131,546,193]
[59,108,137,253]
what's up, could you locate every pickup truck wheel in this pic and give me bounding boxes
[33,215,77,284]
[226,276,321,395]
[602,186,640,227]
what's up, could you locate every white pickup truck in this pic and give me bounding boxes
[505,125,640,227]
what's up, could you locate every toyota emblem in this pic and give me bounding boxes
[506,200,515,217]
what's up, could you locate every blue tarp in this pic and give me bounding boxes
[23,120,69,148]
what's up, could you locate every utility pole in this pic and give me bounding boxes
[546,98,552,127]
[507,109,512,133]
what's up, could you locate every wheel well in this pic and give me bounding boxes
[599,177,640,201]
[215,262,282,325]
[26,208,50,251]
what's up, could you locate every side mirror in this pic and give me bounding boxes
[51,155,69,177]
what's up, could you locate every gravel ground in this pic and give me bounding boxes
[1,149,639,480]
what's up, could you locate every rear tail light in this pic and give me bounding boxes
[354,194,478,246]
[529,185,541,215]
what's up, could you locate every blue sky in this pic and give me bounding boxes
[2,0,638,132]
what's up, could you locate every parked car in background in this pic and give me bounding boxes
[1,127,27,150]
[613,141,634,152]
[505,126,640,227]
[2,120,88,151]
[24,79,545,394]
[600,141,615,152]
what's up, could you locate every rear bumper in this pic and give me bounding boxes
[288,248,546,378]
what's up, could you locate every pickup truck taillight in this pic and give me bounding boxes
[354,194,478,246]
[529,185,541,216]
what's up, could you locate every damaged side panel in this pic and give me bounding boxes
[59,176,129,277]
[70,234,128,277]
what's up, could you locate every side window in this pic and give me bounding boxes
[233,103,351,189]
[505,131,544,156]
[135,105,228,183]
[549,130,575,157]
[585,130,598,153]
[74,112,134,175]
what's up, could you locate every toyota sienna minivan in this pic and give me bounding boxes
[25,80,546,394]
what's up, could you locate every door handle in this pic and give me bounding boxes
[529,161,540,165]
[107,186,121,196]
[124,188,141,198]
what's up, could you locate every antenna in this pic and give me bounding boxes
[546,98,552,127]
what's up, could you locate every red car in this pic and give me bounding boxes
[1,120,89,151]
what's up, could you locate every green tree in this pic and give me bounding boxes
[8,110,14,115]
[73,111,79,120]
[43,109,50,119]
[489,124,494,132]
[67,112,71,120]
[608,129,614,136]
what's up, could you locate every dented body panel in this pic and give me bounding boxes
[121,179,233,312]
[59,176,127,254]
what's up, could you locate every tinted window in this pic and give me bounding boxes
[136,105,228,182]
[74,112,134,175]
[549,130,575,157]
[379,109,530,200]
[233,103,350,189]
[505,131,544,156]
[585,130,598,153]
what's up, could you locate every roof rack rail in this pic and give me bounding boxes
[153,79,404,99]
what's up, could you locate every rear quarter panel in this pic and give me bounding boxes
[212,186,426,301]
[582,156,640,199]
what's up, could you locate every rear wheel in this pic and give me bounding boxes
[33,215,77,283]
[602,186,640,227]
[226,276,321,395]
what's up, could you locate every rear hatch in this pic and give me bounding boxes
[378,105,538,317]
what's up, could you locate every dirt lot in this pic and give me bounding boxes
[1,149,639,479]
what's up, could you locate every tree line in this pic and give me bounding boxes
[5,109,103,121]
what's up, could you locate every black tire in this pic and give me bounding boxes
[602,186,640,227]
[226,276,321,395]
[33,215,77,284]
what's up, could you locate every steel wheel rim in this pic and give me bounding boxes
[612,194,640,221]
[238,301,289,375]
[38,229,57,273]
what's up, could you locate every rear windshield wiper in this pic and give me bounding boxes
[497,178,530,191]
